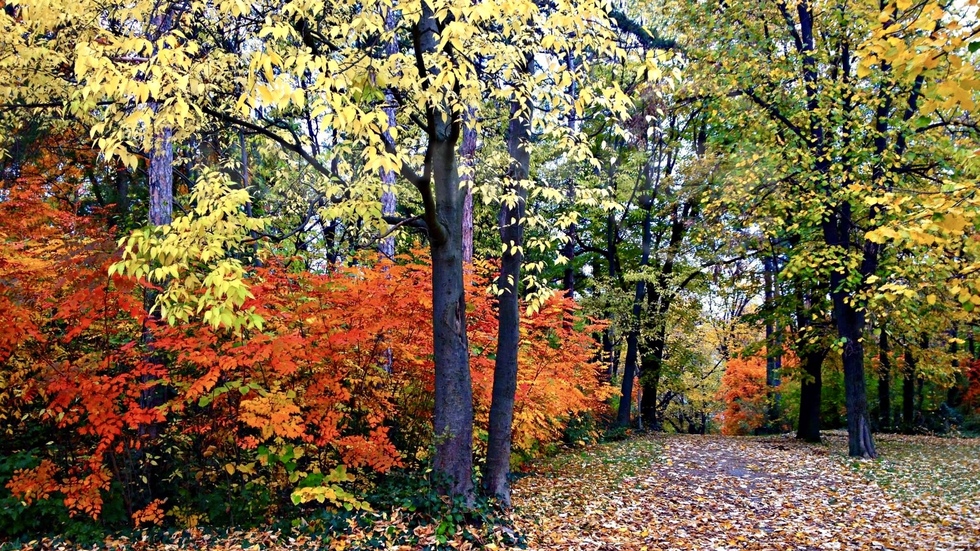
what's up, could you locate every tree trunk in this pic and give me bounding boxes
[379,9,399,258]
[411,4,474,501]
[460,110,477,263]
[605,211,621,381]
[617,329,640,428]
[638,331,664,431]
[638,197,696,430]
[878,327,891,430]
[429,139,473,499]
[763,254,782,430]
[484,57,532,505]
[148,125,173,227]
[903,347,915,432]
[796,348,825,442]
[831,279,876,457]
[115,161,130,224]
[947,326,962,408]
[617,207,651,428]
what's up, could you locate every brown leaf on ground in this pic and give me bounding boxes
[513,433,980,550]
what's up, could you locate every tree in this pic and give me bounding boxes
[674,0,979,457]
[4,0,643,501]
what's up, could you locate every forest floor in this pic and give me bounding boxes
[513,432,980,550]
[10,433,979,550]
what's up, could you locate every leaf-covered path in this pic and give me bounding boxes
[513,433,980,550]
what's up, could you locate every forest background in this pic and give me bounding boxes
[0,0,979,544]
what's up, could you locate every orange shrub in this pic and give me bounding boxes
[3,205,608,521]
[717,352,769,435]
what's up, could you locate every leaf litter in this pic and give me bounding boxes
[513,433,980,550]
[8,434,977,550]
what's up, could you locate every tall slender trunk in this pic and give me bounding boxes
[903,346,916,432]
[460,111,477,263]
[763,255,782,429]
[617,207,651,428]
[617,330,640,427]
[947,326,962,408]
[560,51,579,297]
[605,211,620,380]
[484,55,532,505]
[878,326,892,430]
[379,9,399,258]
[115,161,131,225]
[796,347,825,442]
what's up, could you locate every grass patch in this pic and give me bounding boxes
[529,434,666,487]
[827,431,980,506]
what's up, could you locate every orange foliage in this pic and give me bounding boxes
[2,177,607,522]
[468,261,612,454]
[717,349,795,435]
[963,359,980,413]
[2,128,607,521]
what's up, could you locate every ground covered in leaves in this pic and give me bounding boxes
[7,433,978,550]
[513,432,980,550]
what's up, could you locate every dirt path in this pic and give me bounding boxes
[512,434,980,550]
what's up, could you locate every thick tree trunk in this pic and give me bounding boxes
[484,62,531,505]
[429,140,474,499]
[831,280,876,457]
[410,4,474,501]
[798,0,874,457]
[796,348,825,442]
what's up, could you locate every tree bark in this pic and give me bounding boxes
[379,9,399,258]
[148,125,173,227]
[429,138,473,499]
[878,327,892,430]
[414,7,474,500]
[903,347,915,432]
[460,110,477,263]
[639,199,696,430]
[484,55,532,506]
[833,287,875,457]
[796,348,825,442]
[617,207,651,428]
[763,254,782,430]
